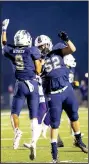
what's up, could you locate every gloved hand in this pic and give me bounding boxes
[58,31,69,42]
[2,19,10,31]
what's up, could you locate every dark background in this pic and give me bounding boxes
[1,1,88,93]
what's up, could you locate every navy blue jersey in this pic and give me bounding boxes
[42,42,70,93]
[52,42,67,51]
[68,67,75,83]
[3,45,41,80]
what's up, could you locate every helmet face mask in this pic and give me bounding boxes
[38,43,51,55]
[14,30,32,47]
[35,35,53,55]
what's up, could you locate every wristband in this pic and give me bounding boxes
[64,38,69,42]
[2,29,6,32]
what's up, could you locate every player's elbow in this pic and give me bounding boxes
[62,44,76,56]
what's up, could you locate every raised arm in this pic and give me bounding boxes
[1,19,14,59]
[1,19,9,46]
[58,31,76,56]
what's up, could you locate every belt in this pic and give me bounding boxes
[50,86,68,94]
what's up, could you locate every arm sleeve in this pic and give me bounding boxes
[52,42,67,50]
[52,42,67,56]
[2,45,13,56]
[2,45,15,62]
[30,46,41,60]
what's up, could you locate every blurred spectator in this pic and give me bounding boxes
[8,84,14,108]
[79,80,88,107]
[1,95,5,108]
[1,95,4,104]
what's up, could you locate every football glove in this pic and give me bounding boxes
[2,19,9,31]
[58,31,69,42]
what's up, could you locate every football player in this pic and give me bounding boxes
[34,33,88,163]
[1,19,42,160]
[39,54,79,144]
[24,73,48,149]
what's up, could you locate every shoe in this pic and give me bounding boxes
[50,159,58,163]
[13,128,22,149]
[29,142,36,160]
[23,143,31,149]
[52,159,58,163]
[73,138,88,153]
[57,140,64,147]
[57,135,64,147]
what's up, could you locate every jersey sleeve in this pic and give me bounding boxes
[52,42,67,50]
[2,45,13,57]
[30,46,41,60]
[51,42,67,56]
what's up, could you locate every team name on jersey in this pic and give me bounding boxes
[13,50,25,53]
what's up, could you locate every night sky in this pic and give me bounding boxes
[1,1,88,93]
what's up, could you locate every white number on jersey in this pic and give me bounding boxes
[15,54,24,70]
[69,73,74,83]
[44,56,61,73]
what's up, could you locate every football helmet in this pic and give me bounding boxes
[63,54,76,68]
[14,30,32,47]
[34,35,53,54]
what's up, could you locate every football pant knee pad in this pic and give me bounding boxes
[50,120,60,129]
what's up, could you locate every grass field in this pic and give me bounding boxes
[1,107,88,163]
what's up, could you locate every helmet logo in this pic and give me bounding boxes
[38,37,42,43]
